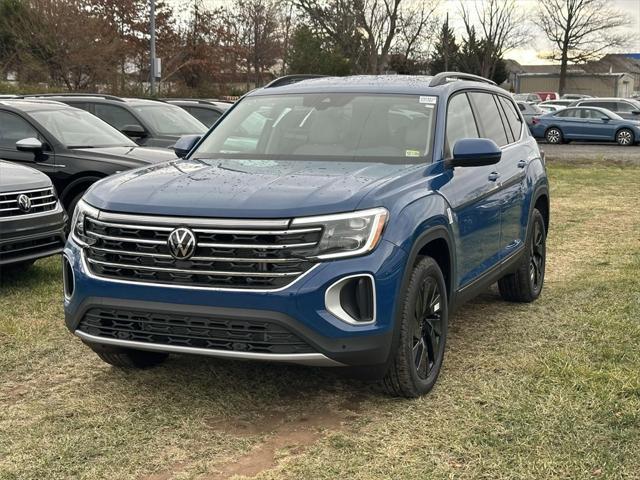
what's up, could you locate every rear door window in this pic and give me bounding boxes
[188,107,221,127]
[94,104,143,131]
[616,102,634,113]
[468,92,509,147]
[446,93,479,153]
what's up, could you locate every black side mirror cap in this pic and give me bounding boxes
[120,124,146,138]
[447,138,502,168]
[173,134,201,158]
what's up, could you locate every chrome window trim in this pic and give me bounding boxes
[75,330,344,367]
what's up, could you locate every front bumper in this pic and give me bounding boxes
[63,236,408,367]
[0,204,66,266]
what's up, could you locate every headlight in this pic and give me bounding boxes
[292,207,388,260]
[70,200,99,246]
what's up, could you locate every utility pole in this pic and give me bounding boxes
[150,0,156,95]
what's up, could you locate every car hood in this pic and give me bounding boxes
[71,146,177,168]
[0,160,51,193]
[85,158,417,217]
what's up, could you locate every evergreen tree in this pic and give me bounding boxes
[429,15,458,74]
[288,25,350,76]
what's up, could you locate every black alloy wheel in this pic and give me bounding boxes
[383,257,449,397]
[412,277,444,380]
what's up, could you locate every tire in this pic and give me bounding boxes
[545,127,563,144]
[87,343,169,369]
[498,209,546,303]
[383,257,449,398]
[616,128,635,147]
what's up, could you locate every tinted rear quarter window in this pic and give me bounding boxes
[468,92,509,147]
[498,96,523,141]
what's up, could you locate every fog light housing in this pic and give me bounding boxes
[325,274,375,325]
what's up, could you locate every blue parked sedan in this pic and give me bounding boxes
[530,106,640,146]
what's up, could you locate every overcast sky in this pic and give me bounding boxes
[170,0,640,65]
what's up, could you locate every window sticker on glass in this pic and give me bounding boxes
[405,149,421,157]
[419,96,437,105]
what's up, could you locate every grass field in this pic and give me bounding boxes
[1,163,639,480]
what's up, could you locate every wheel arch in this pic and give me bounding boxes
[532,187,550,235]
[59,174,105,209]
[615,126,635,143]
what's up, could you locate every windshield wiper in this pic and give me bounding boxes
[67,145,96,149]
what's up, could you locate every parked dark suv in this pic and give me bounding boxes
[28,94,208,148]
[163,99,232,127]
[1,160,66,272]
[64,73,550,397]
[0,99,177,214]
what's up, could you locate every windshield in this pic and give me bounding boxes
[192,93,436,163]
[132,104,207,136]
[30,108,135,148]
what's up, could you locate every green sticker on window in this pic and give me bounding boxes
[405,149,420,157]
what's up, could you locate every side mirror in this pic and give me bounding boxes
[16,137,43,153]
[120,124,146,138]
[601,117,610,122]
[448,138,502,168]
[173,134,201,158]
[631,110,640,115]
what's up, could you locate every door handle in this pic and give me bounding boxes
[517,160,527,168]
[488,172,500,182]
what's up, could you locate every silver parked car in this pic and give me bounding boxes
[517,101,544,127]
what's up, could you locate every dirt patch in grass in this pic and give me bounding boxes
[1,164,639,480]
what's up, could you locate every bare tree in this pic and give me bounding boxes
[459,0,530,80]
[393,2,439,65]
[296,0,439,74]
[537,0,630,95]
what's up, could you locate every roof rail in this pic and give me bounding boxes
[24,93,126,102]
[264,74,327,88]
[161,98,219,105]
[429,72,496,87]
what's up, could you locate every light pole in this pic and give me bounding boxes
[150,0,156,95]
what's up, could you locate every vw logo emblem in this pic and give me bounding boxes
[17,194,32,213]
[167,227,197,260]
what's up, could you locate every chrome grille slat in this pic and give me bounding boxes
[86,230,316,250]
[90,246,302,263]
[88,217,321,236]
[84,212,320,289]
[0,187,57,218]
[86,257,303,277]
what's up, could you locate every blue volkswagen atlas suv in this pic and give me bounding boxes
[63,73,550,397]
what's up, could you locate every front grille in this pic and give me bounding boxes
[0,187,57,218]
[78,308,315,354]
[0,235,64,263]
[83,213,321,289]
